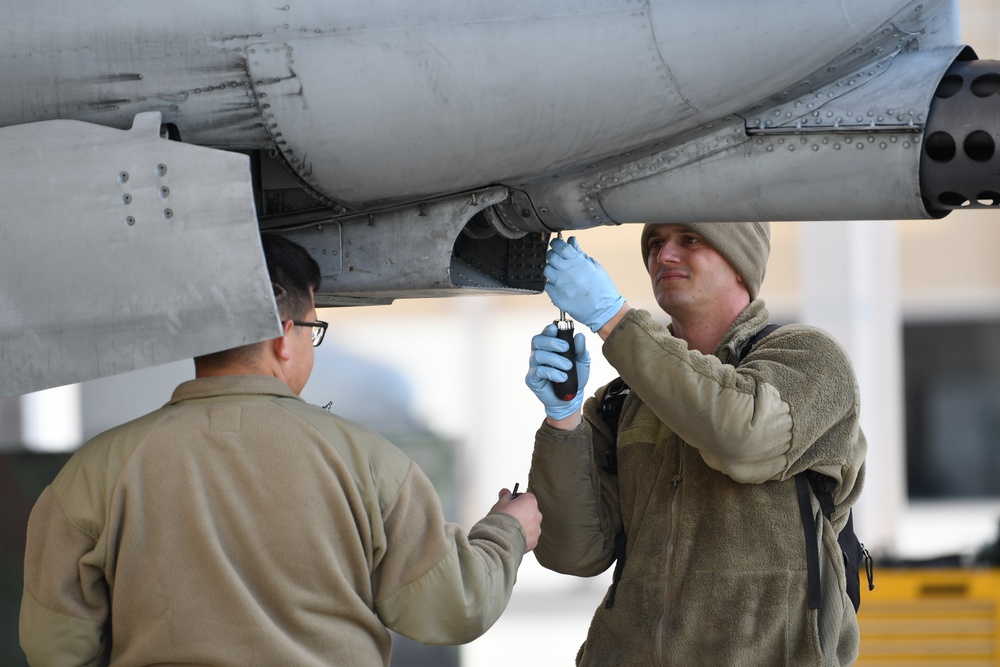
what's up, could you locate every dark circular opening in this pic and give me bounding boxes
[925,131,957,162]
[964,130,996,162]
[977,191,1000,206]
[971,73,1000,97]
[938,192,970,208]
[461,211,497,239]
[935,74,964,98]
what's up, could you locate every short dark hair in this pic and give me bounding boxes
[195,235,322,369]
[261,234,322,321]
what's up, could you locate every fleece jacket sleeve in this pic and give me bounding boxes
[604,309,861,485]
[373,462,526,645]
[528,415,620,578]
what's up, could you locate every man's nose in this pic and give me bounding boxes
[654,240,680,263]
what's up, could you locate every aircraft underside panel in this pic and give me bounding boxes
[243,4,680,210]
[270,186,548,306]
[527,47,966,226]
[0,112,280,397]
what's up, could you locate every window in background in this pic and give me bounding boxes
[904,320,1000,499]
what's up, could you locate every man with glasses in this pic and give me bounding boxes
[291,318,328,347]
[21,234,542,666]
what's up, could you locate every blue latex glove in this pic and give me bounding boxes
[525,323,591,420]
[544,236,625,333]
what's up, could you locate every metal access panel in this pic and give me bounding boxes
[0,112,280,397]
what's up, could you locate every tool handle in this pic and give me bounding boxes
[552,321,579,401]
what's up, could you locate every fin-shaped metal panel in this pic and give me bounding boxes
[0,112,280,397]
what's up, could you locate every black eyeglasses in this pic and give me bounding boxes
[288,320,328,347]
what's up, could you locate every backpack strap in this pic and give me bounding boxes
[604,530,629,609]
[597,378,630,607]
[804,469,837,517]
[800,470,874,611]
[796,473,825,609]
[737,322,781,364]
[598,377,630,475]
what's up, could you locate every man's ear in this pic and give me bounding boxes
[272,320,294,362]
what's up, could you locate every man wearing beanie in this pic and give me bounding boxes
[524,223,866,666]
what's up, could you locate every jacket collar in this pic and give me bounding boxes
[716,299,772,365]
[166,375,300,405]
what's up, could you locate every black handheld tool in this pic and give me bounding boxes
[550,231,578,403]
[552,315,578,401]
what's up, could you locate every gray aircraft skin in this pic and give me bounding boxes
[1,0,997,395]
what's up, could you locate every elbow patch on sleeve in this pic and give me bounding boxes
[697,382,794,483]
[20,586,107,665]
[24,488,109,621]
[373,464,453,600]
[375,542,510,645]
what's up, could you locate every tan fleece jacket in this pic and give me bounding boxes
[529,302,866,666]
[21,375,525,667]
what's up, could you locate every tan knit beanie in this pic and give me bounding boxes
[640,222,771,300]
